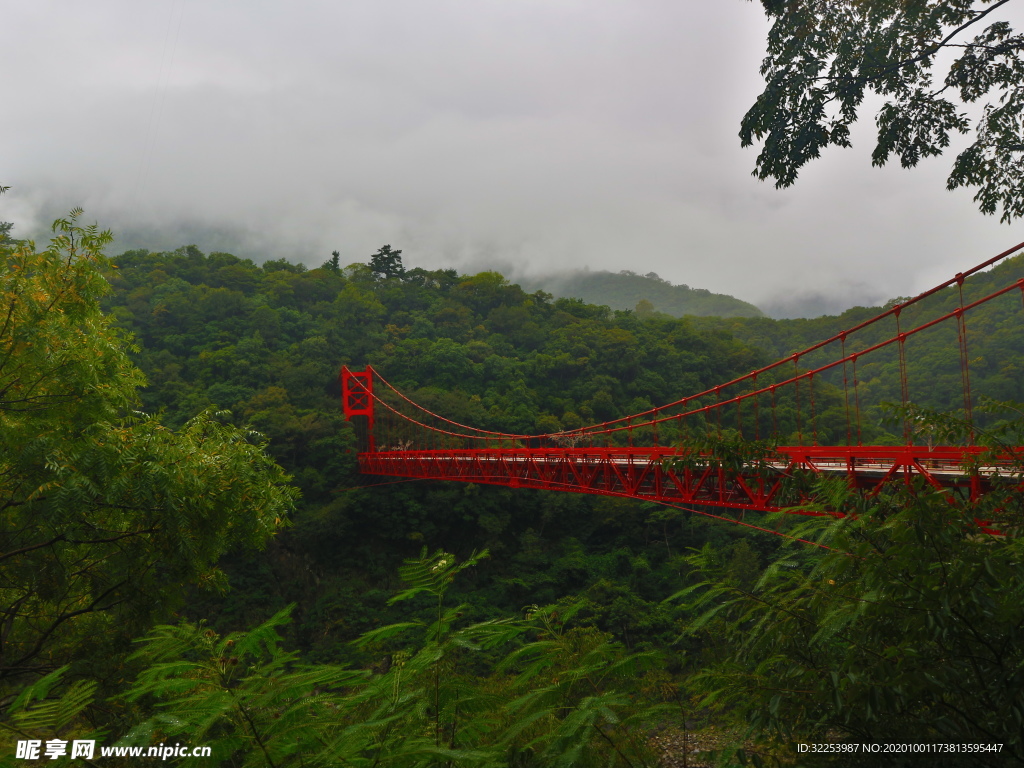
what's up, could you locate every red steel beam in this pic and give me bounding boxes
[354,445,1005,514]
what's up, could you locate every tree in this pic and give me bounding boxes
[0,184,14,246]
[0,212,296,718]
[744,0,1024,221]
[320,250,341,272]
[369,244,405,280]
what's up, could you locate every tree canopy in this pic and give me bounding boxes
[369,244,405,280]
[0,213,296,725]
[745,0,1024,221]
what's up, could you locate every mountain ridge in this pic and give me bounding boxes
[518,268,764,318]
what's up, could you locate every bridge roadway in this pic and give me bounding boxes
[357,445,1005,514]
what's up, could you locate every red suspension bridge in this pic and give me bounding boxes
[341,243,1024,518]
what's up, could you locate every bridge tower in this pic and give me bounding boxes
[340,365,375,452]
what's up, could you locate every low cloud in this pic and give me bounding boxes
[3,1,1020,316]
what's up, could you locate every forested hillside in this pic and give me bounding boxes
[519,269,763,319]
[101,245,775,648]
[690,254,1024,420]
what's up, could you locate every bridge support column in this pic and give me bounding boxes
[340,366,375,453]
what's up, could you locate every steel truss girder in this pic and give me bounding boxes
[356,445,1001,514]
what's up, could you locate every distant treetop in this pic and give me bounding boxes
[370,244,405,280]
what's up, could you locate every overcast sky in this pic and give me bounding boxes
[3,1,1022,316]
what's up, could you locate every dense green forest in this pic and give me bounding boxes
[690,254,1024,428]
[99,243,776,652]
[3,219,1024,766]
[519,269,763,319]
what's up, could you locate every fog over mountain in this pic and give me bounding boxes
[3,1,1023,318]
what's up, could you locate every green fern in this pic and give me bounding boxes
[124,608,375,767]
[389,548,489,604]
[0,667,104,768]
[116,551,673,767]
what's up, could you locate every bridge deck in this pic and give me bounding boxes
[357,445,1003,514]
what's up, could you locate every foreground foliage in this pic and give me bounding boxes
[745,0,1024,222]
[678,407,1024,765]
[15,551,670,767]
[0,214,296,751]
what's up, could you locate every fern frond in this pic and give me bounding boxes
[390,548,490,603]
[351,621,425,648]
[10,680,98,733]
[6,665,72,714]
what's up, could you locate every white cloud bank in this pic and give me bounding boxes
[3,0,1021,316]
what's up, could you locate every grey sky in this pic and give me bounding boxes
[3,1,1022,316]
